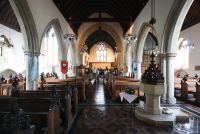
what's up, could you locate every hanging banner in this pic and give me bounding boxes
[61,61,68,74]
[133,61,138,73]
[28,55,39,81]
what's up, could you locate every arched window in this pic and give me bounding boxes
[0,35,12,67]
[46,26,58,66]
[175,40,189,69]
[97,43,107,62]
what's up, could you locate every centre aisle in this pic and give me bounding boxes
[68,78,200,134]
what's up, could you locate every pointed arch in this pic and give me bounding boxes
[161,0,194,54]
[40,18,66,61]
[9,0,39,54]
[78,23,123,68]
[133,22,158,62]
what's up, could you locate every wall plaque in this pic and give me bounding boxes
[195,66,200,70]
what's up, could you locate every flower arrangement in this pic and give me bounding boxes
[125,86,135,95]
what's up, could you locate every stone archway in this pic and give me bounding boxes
[9,0,39,55]
[78,23,123,69]
[9,0,39,90]
[134,22,158,62]
[133,22,158,79]
[160,0,193,104]
[161,0,194,54]
[40,18,66,61]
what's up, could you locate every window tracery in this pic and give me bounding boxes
[97,44,107,62]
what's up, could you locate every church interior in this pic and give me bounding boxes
[0,0,200,133]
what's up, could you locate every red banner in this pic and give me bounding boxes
[61,61,68,74]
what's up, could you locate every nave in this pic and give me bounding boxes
[69,78,200,134]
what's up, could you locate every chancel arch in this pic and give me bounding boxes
[78,23,123,69]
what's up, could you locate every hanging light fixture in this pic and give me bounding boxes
[114,47,121,56]
[64,34,77,43]
[124,0,137,43]
[182,37,195,49]
[124,33,137,43]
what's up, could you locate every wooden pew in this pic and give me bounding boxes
[180,77,196,101]
[12,82,78,125]
[0,82,25,95]
[195,82,200,104]
[0,98,35,134]
[39,77,86,102]
[87,78,96,98]
[0,87,62,133]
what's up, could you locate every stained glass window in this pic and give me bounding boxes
[97,44,107,62]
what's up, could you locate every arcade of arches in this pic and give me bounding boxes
[1,0,200,133]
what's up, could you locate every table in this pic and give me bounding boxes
[119,92,138,116]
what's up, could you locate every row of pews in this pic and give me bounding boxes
[174,75,200,105]
[0,72,97,133]
[103,73,144,102]
[0,81,75,133]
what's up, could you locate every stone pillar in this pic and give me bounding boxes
[123,63,128,76]
[136,61,142,79]
[72,64,77,76]
[166,53,177,104]
[159,53,167,103]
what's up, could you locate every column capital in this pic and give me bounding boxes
[158,53,166,58]
[166,52,177,58]
[24,51,40,55]
[137,60,142,63]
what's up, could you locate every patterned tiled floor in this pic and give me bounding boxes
[70,78,200,134]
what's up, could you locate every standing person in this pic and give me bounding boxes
[97,68,99,82]
[92,67,96,78]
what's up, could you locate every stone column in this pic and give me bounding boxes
[166,53,177,104]
[136,61,142,79]
[72,64,77,76]
[123,63,128,76]
[159,53,167,103]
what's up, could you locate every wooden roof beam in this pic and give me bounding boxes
[67,18,134,23]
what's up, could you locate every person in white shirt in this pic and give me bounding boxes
[96,68,99,82]
[92,67,96,78]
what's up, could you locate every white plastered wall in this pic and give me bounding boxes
[0,24,25,74]
[126,0,175,61]
[177,23,200,77]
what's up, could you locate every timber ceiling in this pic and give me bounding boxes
[85,29,116,53]
[0,0,21,32]
[52,0,149,35]
[181,0,200,31]
[0,0,199,36]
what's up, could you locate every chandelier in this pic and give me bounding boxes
[114,47,121,55]
[182,38,195,49]
[64,34,77,43]
[80,43,88,54]
[123,33,137,43]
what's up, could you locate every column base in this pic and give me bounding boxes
[161,95,166,103]
[166,97,176,104]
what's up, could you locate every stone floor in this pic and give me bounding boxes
[69,78,200,134]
